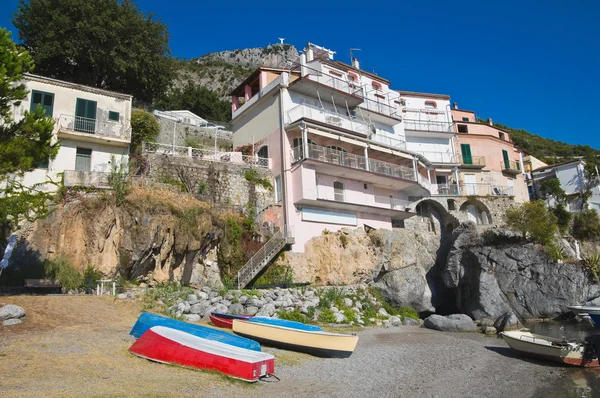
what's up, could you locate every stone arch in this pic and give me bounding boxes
[459,198,492,225]
[415,199,451,235]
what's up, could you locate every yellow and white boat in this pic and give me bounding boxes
[232,319,359,358]
[501,330,599,368]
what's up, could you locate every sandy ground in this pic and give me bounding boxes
[0,295,596,398]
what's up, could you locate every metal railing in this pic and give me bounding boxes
[404,118,453,133]
[360,98,398,118]
[305,73,364,97]
[316,187,411,210]
[430,183,515,196]
[57,114,130,139]
[286,103,370,136]
[237,225,294,289]
[292,143,417,182]
[501,160,522,173]
[144,143,269,168]
[460,155,486,167]
[413,151,459,164]
[369,134,407,149]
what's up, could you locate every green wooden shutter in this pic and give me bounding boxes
[502,150,510,169]
[461,144,472,165]
[30,90,54,117]
[75,98,97,133]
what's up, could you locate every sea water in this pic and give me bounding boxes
[526,319,600,397]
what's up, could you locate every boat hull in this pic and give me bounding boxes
[129,313,261,351]
[130,326,274,382]
[233,319,358,358]
[209,314,234,329]
[590,313,600,327]
[567,305,600,316]
[501,331,599,368]
[249,317,323,331]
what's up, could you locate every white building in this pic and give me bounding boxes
[10,73,132,189]
[153,110,208,127]
[531,159,600,212]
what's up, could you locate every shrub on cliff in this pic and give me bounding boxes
[130,109,160,154]
[505,200,557,245]
[573,209,600,241]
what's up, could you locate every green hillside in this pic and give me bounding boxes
[482,120,600,166]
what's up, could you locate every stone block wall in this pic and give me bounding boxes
[144,153,275,215]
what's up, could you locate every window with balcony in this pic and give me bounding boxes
[75,98,97,133]
[30,90,54,117]
[457,124,469,133]
[333,181,344,202]
[461,144,473,165]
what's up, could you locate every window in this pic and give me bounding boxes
[457,124,469,133]
[257,146,268,159]
[436,175,447,185]
[371,81,382,91]
[75,148,92,172]
[30,90,54,117]
[37,157,49,169]
[348,74,356,82]
[108,111,120,121]
[502,149,510,169]
[274,175,282,202]
[461,144,473,165]
[327,146,346,153]
[461,117,469,122]
[330,71,343,77]
[498,132,505,140]
[75,98,97,133]
[364,183,368,190]
[424,101,437,109]
[292,137,315,148]
[333,181,344,202]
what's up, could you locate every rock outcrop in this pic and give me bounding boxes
[423,314,478,332]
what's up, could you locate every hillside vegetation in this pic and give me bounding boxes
[488,120,600,165]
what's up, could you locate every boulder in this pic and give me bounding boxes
[183,314,201,322]
[343,298,353,307]
[331,306,340,313]
[0,304,25,320]
[484,326,497,335]
[372,266,435,313]
[202,306,218,320]
[389,316,402,327]
[378,308,390,318]
[402,318,421,326]
[423,314,477,332]
[494,312,519,332]
[187,294,198,304]
[245,306,259,316]
[333,312,346,323]
[189,301,209,315]
[117,293,127,299]
[227,303,245,315]
[260,303,276,317]
[2,318,22,326]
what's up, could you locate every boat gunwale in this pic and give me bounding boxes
[234,319,357,338]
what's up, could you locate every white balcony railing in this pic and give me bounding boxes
[404,118,453,133]
[292,143,417,183]
[316,187,412,211]
[57,114,130,139]
[413,151,459,164]
[144,143,269,168]
[430,183,515,196]
[369,134,406,149]
[305,73,364,98]
[286,104,370,136]
[360,98,398,118]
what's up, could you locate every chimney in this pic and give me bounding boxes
[352,57,360,70]
[453,102,458,110]
[300,53,307,77]
[487,118,493,126]
[307,47,314,62]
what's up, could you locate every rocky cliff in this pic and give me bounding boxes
[176,44,299,99]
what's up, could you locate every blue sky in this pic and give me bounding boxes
[1,0,598,148]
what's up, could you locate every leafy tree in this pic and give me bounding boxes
[156,82,232,122]
[538,178,566,204]
[573,209,600,241]
[13,0,174,103]
[552,203,572,236]
[130,109,159,153]
[0,28,57,237]
[505,201,557,245]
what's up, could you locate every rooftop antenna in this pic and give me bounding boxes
[350,48,361,63]
[278,38,285,45]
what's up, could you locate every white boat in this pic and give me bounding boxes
[500,330,599,368]
[567,305,600,316]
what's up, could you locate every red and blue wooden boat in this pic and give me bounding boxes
[129,312,260,351]
[130,326,275,382]
[209,312,252,329]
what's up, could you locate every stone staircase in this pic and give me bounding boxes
[237,225,294,289]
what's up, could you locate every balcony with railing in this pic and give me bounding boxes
[144,143,269,168]
[57,114,130,144]
[460,155,486,168]
[359,98,399,120]
[292,143,418,184]
[413,151,460,165]
[304,73,364,98]
[286,103,370,136]
[501,160,522,175]
[429,183,515,196]
[404,119,453,133]
[369,133,407,149]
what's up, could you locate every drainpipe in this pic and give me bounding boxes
[278,76,289,231]
[412,156,418,181]
[301,124,308,159]
[364,146,370,171]
[454,168,461,195]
